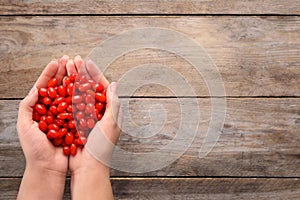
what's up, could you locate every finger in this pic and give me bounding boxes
[85,59,109,88]
[56,55,69,84]
[102,82,120,127]
[17,87,38,134]
[74,55,84,72]
[34,60,59,88]
[97,82,121,145]
[117,107,123,131]
[74,55,91,79]
[84,82,121,165]
[66,59,77,76]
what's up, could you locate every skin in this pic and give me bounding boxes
[17,56,69,200]
[17,55,121,200]
[68,56,121,200]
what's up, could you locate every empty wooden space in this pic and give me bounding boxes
[1,178,300,200]
[0,0,299,199]
[0,99,299,177]
[1,17,300,98]
[1,0,300,15]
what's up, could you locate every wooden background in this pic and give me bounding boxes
[1,1,300,199]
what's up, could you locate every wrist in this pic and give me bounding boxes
[70,147,111,177]
[26,163,67,180]
[71,163,113,200]
[71,160,110,179]
[25,153,68,176]
[18,165,66,200]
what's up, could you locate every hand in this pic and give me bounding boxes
[17,56,69,199]
[67,56,121,200]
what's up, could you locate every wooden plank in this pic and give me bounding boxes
[1,16,300,98]
[114,178,300,199]
[0,178,70,200]
[0,0,300,15]
[1,178,300,200]
[0,98,299,177]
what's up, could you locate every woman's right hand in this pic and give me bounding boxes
[67,56,121,200]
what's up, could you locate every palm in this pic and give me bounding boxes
[18,56,70,174]
[20,120,68,174]
[69,123,110,172]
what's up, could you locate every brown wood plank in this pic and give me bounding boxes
[1,178,300,199]
[0,98,299,177]
[113,178,300,199]
[0,0,299,15]
[0,178,70,199]
[1,16,300,98]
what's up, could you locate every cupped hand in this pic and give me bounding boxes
[17,55,69,175]
[67,56,121,175]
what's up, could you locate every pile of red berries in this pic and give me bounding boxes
[32,72,106,156]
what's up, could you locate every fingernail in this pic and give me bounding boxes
[86,59,92,64]
[75,55,82,60]
[62,55,69,60]
[28,86,37,96]
[67,59,73,65]
[110,82,117,93]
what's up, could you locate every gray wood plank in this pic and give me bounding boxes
[0,0,299,15]
[1,178,300,200]
[0,98,299,177]
[1,16,300,98]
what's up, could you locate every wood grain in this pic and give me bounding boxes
[0,178,71,199]
[1,98,299,177]
[114,178,300,199]
[1,16,300,98]
[1,0,299,198]
[0,0,300,15]
[1,178,300,200]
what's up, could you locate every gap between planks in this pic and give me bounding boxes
[0,13,298,18]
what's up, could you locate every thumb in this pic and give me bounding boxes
[85,82,121,165]
[102,82,120,125]
[17,87,38,134]
[97,82,121,145]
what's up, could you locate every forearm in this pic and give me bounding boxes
[17,165,66,200]
[71,164,113,200]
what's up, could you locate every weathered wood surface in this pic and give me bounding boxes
[1,178,300,200]
[0,16,300,98]
[1,0,300,15]
[1,2,299,198]
[0,178,71,199]
[1,98,299,177]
